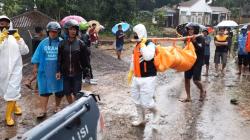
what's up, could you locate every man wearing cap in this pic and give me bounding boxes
[237,27,248,74]
[0,15,29,126]
[202,28,211,76]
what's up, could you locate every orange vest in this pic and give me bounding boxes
[246,32,250,52]
[133,42,157,77]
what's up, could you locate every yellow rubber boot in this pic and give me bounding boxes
[6,101,15,126]
[14,102,22,115]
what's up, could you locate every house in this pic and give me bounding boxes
[153,6,178,27]
[177,0,230,26]
[210,6,230,25]
[11,9,55,61]
[178,0,213,25]
[156,0,231,27]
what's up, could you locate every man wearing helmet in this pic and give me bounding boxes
[0,15,29,126]
[127,24,159,126]
[31,21,63,119]
[57,19,90,103]
[181,23,206,102]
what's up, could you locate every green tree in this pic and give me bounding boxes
[2,0,22,17]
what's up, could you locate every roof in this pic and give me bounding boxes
[155,6,176,13]
[178,0,200,7]
[11,10,55,28]
[211,6,230,13]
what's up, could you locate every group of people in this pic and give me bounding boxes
[127,23,250,126]
[0,14,101,126]
[202,24,250,77]
[31,20,100,119]
[1,12,249,130]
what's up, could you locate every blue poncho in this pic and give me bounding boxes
[31,37,63,94]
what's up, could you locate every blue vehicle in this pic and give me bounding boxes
[11,92,103,140]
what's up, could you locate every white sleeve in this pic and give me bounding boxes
[140,42,156,61]
[17,38,29,55]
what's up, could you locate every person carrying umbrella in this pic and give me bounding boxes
[115,25,125,60]
[89,23,99,48]
[57,19,90,103]
[0,15,29,126]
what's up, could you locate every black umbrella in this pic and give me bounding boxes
[176,22,204,36]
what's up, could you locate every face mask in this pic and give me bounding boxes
[134,35,139,40]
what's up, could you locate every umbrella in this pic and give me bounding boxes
[217,20,238,27]
[60,15,87,26]
[242,24,249,29]
[112,22,130,34]
[100,25,105,30]
[88,20,101,32]
[176,22,204,36]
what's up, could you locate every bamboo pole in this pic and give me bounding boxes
[130,34,203,42]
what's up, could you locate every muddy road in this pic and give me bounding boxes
[1,41,250,140]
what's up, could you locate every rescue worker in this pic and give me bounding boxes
[31,21,63,119]
[127,24,158,126]
[245,25,250,72]
[0,15,29,126]
[57,19,90,103]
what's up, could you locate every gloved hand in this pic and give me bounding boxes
[13,30,21,41]
[140,38,147,48]
[0,28,8,43]
[127,69,133,85]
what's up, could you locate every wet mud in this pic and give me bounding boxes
[1,41,250,140]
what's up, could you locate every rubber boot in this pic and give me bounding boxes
[149,107,160,131]
[14,102,22,115]
[149,107,160,124]
[132,105,145,126]
[5,101,15,126]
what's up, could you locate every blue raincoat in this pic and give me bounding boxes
[238,34,247,55]
[31,37,63,94]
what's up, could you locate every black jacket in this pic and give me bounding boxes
[57,38,90,77]
[81,34,91,48]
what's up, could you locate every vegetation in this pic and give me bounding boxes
[0,0,248,35]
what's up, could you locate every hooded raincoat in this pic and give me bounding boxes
[0,35,29,101]
[130,24,157,109]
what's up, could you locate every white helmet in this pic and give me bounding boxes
[133,24,147,41]
[0,15,10,23]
